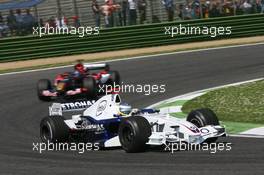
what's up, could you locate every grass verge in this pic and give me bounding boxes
[182,80,264,124]
[157,81,264,134]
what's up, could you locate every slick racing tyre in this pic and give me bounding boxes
[40,116,69,143]
[118,116,151,153]
[109,71,120,85]
[187,108,219,143]
[82,77,97,98]
[37,79,52,101]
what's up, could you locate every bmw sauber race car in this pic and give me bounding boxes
[37,63,120,101]
[40,94,226,153]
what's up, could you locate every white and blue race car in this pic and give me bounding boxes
[40,94,226,153]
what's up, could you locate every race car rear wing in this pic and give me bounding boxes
[83,63,110,71]
[49,100,96,116]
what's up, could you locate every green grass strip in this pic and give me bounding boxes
[182,80,264,124]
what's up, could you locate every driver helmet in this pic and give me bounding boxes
[119,102,132,116]
[74,63,85,74]
[73,70,81,78]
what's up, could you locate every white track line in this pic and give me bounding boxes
[0,42,263,76]
[229,134,264,139]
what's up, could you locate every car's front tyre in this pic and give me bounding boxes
[187,108,219,143]
[37,79,52,101]
[109,71,120,86]
[40,116,69,143]
[118,116,151,153]
[82,77,97,98]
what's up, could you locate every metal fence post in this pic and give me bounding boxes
[33,5,40,27]
[56,0,62,27]
[72,0,79,17]
[150,0,154,23]
[199,0,203,19]
[233,0,236,16]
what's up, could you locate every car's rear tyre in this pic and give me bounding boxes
[37,79,52,101]
[82,77,97,98]
[109,71,120,85]
[40,116,69,143]
[118,116,151,153]
[187,108,219,143]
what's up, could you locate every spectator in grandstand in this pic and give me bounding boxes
[138,0,147,24]
[92,0,101,27]
[6,10,17,36]
[45,16,56,31]
[72,16,81,28]
[241,0,253,14]
[183,5,192,20]
[261,0,264,13]
[112,0,120,27]
[15,9,24,35]
[178,4,184,20]
[209,3,221,18]
[0,13,3,23]
[0,13,3,37]
[114,1,123,26]
[162,0,174,21]
[255,0,262,13]
[101,0,120,27]
[0,12,8,37]
[234,1,243,15]
[192,2,201,19]
[101,0,112,27]
[202,1,210,18]
[222,1,233,16]
[23,9,36,34]
[55,15,68,28]
[108,0,116,27]
[121,0,128,26]
[128,0,137,25]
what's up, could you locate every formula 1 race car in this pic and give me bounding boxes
[37,63,120,101]
[40,94,226,153]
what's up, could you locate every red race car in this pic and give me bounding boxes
[37,63,120,101]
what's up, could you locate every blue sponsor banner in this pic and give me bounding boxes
[0,0,44,10]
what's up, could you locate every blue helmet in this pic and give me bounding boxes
[119,102,132,115]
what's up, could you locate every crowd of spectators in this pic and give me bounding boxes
[91,0,264,28]
[92,0,148,28]
[178,0,264,20]
[0,9,36,38]
[1,0,263,38]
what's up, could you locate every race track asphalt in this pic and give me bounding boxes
[0,44,264,175]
